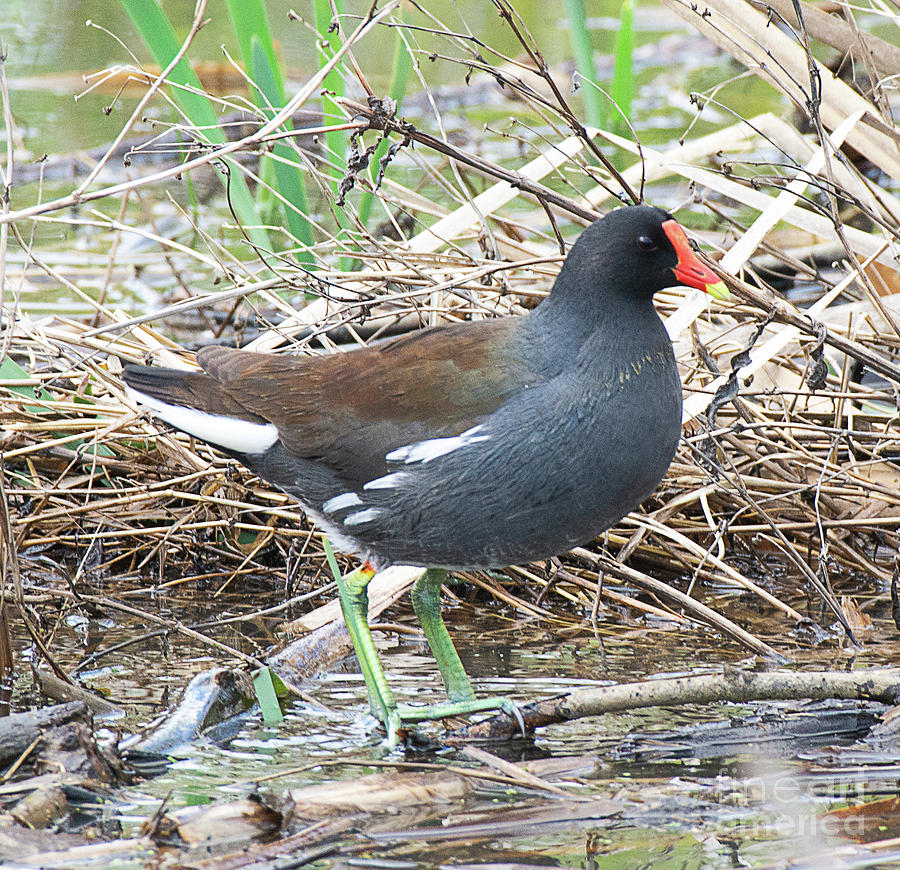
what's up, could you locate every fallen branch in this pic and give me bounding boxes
[0,701,87,766]
[451,667,900,740]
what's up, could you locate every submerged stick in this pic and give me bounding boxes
[452,667,900,740]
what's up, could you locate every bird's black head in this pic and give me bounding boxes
[552,204,727,304]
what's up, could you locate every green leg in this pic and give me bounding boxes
[336,563,525,742]
[410,568,476,703]
[402,569,525,733]
[335,563,401,742]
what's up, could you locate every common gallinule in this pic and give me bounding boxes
[123,205,727,741]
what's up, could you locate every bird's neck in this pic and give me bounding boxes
[529,290,666,370]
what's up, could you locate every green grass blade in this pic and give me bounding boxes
[253,667,285,724]
[312,0,351,268]
[119,0,270,251]
[358,7,412,230]
[312,0,346,186]
[0,355,45,412]
[223,4,314,262]
[225,0,283,96]
[250,36,315,263]
[225,1,278,227]
[322,537,343,583]
[564,0,605,128]
[611,0,635,132]
[0,357,115,457]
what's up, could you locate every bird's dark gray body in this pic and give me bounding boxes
[123,206,693,571]
[242,311,681,569]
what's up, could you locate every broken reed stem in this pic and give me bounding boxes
[453,667,900,740]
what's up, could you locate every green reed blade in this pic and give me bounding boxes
[611,0,635,133]
[119,0,270,251]
[564,0,605,128]
[358,6,412,230]
[250,36,315,263]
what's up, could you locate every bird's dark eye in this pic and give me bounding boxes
[636,235,657,252]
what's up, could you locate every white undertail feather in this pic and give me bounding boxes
[363,471,410,490]
[322,492,362,513]
[126,386,279,455]
[386,425,489,464]
[344,508,384,526]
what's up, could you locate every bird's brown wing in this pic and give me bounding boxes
[197,318,542,482]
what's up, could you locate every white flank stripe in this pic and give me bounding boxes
[344,508,384,526]
[322,492,362,513]
[363,471,410,490]
[386,425,489,464]
[127,387,279,455]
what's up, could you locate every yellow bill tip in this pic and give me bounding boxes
[705,280,730,301]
